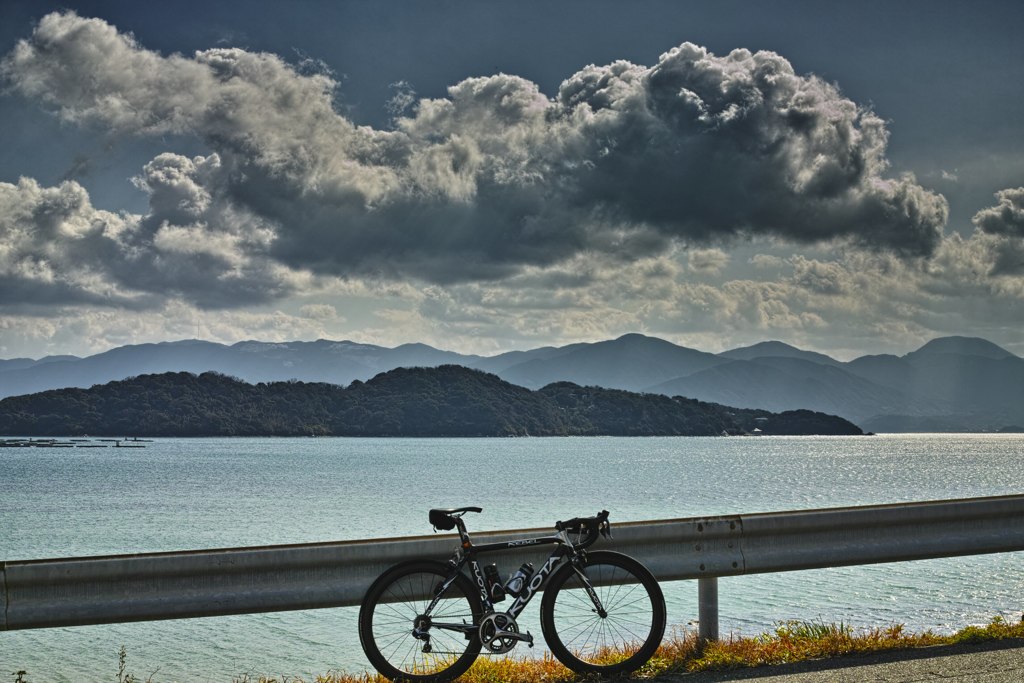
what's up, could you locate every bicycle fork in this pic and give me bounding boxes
[572,562,609,618]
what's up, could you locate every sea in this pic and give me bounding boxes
[2,434,1024,682]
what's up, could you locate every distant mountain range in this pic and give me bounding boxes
[1,334,1021,432]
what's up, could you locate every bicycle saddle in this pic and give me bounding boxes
[429,506,482,530]
[430,506,483,515]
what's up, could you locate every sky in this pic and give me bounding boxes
[1,0,1022,361]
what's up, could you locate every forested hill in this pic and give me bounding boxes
[0,366,862,437]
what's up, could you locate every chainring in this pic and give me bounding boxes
[478,613,520,654]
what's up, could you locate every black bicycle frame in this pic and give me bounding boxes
[421,522,604,637]
[466,534,568,619]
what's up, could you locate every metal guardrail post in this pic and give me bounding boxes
[697,576,719,641]
[1,564,7,631]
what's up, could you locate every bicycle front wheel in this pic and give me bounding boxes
[540,550,666,675]
[358,560,483,682]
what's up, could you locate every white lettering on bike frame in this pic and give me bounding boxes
[507,554,562,618]
[471,561,490,605]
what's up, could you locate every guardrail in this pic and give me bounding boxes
[4,494,1024,641]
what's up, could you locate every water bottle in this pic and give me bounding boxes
[483,564,506,602]
[504,562,534,597]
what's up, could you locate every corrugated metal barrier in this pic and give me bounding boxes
[4,494,1024,641]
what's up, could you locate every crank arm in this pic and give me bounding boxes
[489,629,534,646]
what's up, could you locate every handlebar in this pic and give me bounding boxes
[429,507,612,550]
[556,509,611,549]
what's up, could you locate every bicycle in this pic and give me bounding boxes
[358,507,666,681]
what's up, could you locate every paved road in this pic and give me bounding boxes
[657,640,1024,682]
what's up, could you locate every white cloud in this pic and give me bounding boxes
[0,155,308,310]
[299,303,339,320]
[0,176,146,308]
[749,254,786,269]
[687,248,729,275]
[973,187,1024,238]
[789,256,850,295]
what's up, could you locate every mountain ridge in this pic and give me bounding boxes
[1,334,1020,432]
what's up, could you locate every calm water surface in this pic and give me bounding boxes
[2,434,1024,681]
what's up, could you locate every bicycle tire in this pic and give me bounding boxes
[359,560,483,682]
[540,550,666,675]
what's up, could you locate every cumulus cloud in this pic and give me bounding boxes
[687,248,729,274]
[553,47,948,256]
[962,188,1024,276]
[749,253,786,269]
[299,303,339,320]
[0,155,304,309]
[126,152,305,306]
[1,11,951,300]
[973,187,1024,237]
[386,80,418,121]
[789,256,849,295]
[0,177,142,308]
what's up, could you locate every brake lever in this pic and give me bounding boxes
[599,518,612,540]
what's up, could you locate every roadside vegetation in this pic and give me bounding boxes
[15,616,1023,683]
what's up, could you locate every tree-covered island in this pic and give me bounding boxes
[0,365,861,437]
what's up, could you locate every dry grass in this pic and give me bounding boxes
[296,615,1024,683]
[20,617,1024,683]
[683,621,943,671]
[282,614,1024,683]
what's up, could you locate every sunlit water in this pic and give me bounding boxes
[2,434,1024,681]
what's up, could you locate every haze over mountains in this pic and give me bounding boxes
[1,334,1021,432]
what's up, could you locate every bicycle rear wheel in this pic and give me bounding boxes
[540,550,666,675]
[359,560,483,682]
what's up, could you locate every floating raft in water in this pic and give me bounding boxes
[0,438,152,448]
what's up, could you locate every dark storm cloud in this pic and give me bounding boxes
[553,48,948,256]
[1,11,949,305]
